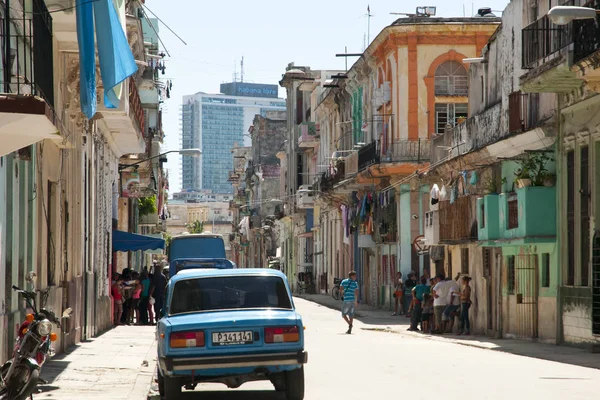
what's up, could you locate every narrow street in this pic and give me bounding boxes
[159,298,600,400]
[34,297,600,400]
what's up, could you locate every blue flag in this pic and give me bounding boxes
[94,0,138,108]
[75,0,138,118]
[75,0,96,119]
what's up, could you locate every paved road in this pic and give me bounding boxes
[148,298,600,400]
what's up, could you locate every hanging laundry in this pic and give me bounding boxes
[461,171,468,195]
[430,184,440,206]
[440,184,447,200]
[469,170,479,186]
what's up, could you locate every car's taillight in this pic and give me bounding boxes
[170,331,205,348]
[264,326,300,343]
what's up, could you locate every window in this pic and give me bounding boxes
[507,256,516,294]
[461,248,469,274]
[169,276,293,315]
[483,248,492,278]
[434,61,468,96]
[480,202,485,228]
[435,103,468,134]
[541,253,550,288]
[507,195,519,230]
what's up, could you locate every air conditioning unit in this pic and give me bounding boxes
[424,210,439,246]
[297,185,314,209]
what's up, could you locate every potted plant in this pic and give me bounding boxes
[542,171,556,187]
[514,152,553,188]
[514,166,531,188]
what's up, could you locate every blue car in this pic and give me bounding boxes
[156,269,308,399]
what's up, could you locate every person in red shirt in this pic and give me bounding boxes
[112,275,124,326]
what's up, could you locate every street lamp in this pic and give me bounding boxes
[118,148,201,171]
[548,6,599,25]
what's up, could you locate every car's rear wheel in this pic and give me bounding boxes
[284,366,304,400]
[163,376,181,399]
[157,368,165,397]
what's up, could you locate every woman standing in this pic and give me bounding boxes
[139,270,151,325]
[458,276,472,335]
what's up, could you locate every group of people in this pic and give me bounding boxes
[393,270,472,335]
[111,262,169,326]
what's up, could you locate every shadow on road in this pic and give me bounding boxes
[149,390,284,399]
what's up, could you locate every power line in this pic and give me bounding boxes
[138,1,187,46]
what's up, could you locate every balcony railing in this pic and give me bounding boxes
[0,0,55,106]
[358,139,430,172]
[522,13,573,69]
[129,77,145,133]
[358,141,379,171]
[573,0,600,63]
[297,122,319,148]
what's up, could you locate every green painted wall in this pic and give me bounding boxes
[399,184,412,274]
[477,194,500,241]
[499,187,556,240]
[501,244,558,297]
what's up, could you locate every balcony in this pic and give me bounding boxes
[499,186,556,243]
[358,139,429,172]
[358,141,380,171]
[424,210,440,246]
[97,77,145,156]
[521,14,572,70]
[573,0,600,64]
[297,122,320,148]
[139,213,159,225]
[0,0,66,157]
[520,7,584,93]
[438,196,478,244]
[228,171,241,183]
[477,194,501,243]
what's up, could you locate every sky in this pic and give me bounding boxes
[147,0,511,194]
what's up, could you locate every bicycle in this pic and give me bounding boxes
[331,278,343,300]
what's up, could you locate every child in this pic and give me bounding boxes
[111,275,124,326]
[421,293,434,334]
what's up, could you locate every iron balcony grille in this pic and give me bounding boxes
[358,139,430,172]
[573,0,600,64]
[521,13,573,69]
[0,0,54,107]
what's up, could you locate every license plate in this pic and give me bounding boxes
[212,331,253,346]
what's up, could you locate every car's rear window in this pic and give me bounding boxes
[169,276,292,315]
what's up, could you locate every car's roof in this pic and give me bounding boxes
[172,232,223,239]
[170,268,285,284]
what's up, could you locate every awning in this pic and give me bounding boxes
[112,230,165,252]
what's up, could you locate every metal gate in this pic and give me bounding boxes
[515,254,539,338]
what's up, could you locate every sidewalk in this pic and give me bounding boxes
[297,294,600,370]
[35,325,157,400]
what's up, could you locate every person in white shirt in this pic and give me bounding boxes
[443,274,462,333]
[432,273,450,333]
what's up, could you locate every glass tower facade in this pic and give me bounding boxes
[180,91,285,194]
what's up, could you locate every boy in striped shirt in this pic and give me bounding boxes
[339,271,359,334]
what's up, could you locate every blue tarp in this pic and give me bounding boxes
[112,230,165,252]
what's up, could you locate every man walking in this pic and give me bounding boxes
[339,271,359,334]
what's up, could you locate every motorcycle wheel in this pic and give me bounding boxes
[4,363,39,400]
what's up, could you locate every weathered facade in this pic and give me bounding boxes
[0,0,167,362]
[518,0,600,346]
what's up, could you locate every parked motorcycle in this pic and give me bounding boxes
[0,272,72,400]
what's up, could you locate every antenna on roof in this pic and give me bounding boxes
[366,5,373,45]
[233,60,238,82]
[241,56,244,83]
